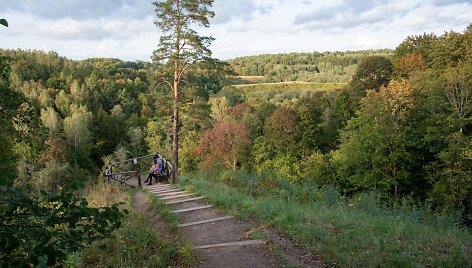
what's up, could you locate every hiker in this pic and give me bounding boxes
[144,160,160,185]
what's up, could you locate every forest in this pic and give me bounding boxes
[227,49,392,83]
[1,20,471,266]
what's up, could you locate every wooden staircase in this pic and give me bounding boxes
[146,183,265,250]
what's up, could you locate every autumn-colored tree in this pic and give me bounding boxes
[393,52,427,78]
[227,103,254,119]
[263,107,301,155]
[40,138,67,164]
[196,121,250,170]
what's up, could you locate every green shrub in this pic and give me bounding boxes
[318,185,344,207]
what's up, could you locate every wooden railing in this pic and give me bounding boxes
[103,153,173,188]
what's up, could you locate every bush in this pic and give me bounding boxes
[318,185,343,207]
[350,192,383,215]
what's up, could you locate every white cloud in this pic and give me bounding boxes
[1,0,471,61]
[2,0,153,20]
[97,38,120,57]
[211,0,273,24]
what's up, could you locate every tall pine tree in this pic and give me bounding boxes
[152,0,215,182]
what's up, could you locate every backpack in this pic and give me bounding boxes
[155,158,163,174]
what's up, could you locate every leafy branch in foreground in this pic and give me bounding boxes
[0,185,128,266]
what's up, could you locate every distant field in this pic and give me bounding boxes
[232,81,347,92]
[216,82,347,106]
[237,75,265,81]
[227,76,265,85]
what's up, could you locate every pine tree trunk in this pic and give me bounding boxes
[172,28,180,183]
[171,0,181,184]
[172,104,179,183]
[172,73,179,183]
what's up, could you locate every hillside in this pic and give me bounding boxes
[227,49,393,83]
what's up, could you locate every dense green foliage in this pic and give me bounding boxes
[228,49,392,83]
[0,185,127,266]
[192,26,472,224]
[0,45,222,266]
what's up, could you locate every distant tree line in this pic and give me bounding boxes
[227,49,392,83]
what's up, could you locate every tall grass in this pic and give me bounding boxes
[83,181,130,208]
[79,212,194,268]
[75,182,195,267]
[179,170,472,267]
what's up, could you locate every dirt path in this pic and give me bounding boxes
[133,181,324,267]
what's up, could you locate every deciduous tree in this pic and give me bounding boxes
[196,121,250,170]
[263,107,301,155]
[336,81,414,197]
[351,56,393,93]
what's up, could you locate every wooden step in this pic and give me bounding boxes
[194,240,265,249]
[147,186,173,190]
[147,184,172,188]
[147,187,173,191]
[156,190,188,197]
[160,193,195,200]
[147,183,171,187]
[177,216,234,228]
[165,196,206,205]
[149,189,183,194]
[172,205,213,213]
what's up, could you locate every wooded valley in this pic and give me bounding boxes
[1,15,471,267]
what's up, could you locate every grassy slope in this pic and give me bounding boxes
[77,182,194,267]
[179,172,472,267]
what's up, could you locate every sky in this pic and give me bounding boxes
[1,0,471,62]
